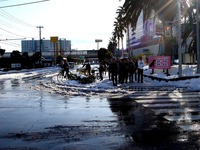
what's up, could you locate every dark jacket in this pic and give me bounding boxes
[109,62,118,74]
[62,62,69,71]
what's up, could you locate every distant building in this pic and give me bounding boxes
[21,38,71,53]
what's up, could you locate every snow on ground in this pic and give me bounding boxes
[0,64,200,93]
[144,65,200,91]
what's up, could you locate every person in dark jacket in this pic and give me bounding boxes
[109,58,118,86]
[62,59,69,78]
[128,59,136,83]
[98,62,105,80]
[122,58,129,84]
[108,60,112,80]
[134,59,138,81]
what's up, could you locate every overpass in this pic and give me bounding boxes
[3,50,98,61]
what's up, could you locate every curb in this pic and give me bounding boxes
[144,74,200,82]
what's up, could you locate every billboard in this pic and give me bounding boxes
[148,56,171,69]
[50,36,58,42]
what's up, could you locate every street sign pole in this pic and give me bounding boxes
[196,0,200,73]
[178,0,182,77]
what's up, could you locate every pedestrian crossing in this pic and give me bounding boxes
[129,88,200,132]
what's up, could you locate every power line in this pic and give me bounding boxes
[0,38,26,41]
[0,10,38,39]
[0,9,36,27]
[0,41,20,47]
[0,0,50,8]
[0,27,26,38]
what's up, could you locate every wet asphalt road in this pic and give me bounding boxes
[0,71,200,149]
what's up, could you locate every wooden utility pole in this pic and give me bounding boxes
[37,26,44,54]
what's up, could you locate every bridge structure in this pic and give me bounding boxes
[3,49,98,61]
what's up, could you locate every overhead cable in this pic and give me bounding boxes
[0,9,36,27]
[0,0,50,8]
[0,27,26,38]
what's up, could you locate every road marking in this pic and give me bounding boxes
[129,89,200,132]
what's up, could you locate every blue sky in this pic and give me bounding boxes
[0,0,124,52]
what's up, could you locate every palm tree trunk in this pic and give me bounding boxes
[121,37,124,58]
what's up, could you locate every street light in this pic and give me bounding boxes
[95,39,102,50]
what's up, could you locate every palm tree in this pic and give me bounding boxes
[113,21,121,57]
[118,7,133,57]
[116,6,126,53]
[122,0,178,26]
[181,1,196,54]
[108,37,117,55]
[113,16,126,58]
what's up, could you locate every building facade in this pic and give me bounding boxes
[21,38,71,53]
[126,11,162,57]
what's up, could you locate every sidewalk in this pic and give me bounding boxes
[143,64,200,82]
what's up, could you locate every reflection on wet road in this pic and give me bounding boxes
[0,75,199,149]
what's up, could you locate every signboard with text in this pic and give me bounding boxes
[50,36,58,42]
[148,56,171,69]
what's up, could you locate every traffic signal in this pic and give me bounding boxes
[166,26,170,31]
[165,25,171,37]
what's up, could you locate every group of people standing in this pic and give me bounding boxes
[62,56,146,86]
[82,57,145,86]
[103,56,145,86]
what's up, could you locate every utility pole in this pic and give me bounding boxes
[37,26,44,54]
[177,0,182,77]
[196,0,200,73]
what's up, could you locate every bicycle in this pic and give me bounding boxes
[57,69,67,82]
[91,69,100,80]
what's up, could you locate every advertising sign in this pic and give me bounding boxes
[148,56,171,69]
[50,36,58,42]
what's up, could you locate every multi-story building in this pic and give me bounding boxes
[126,11,163,57]
[21,38,71,53]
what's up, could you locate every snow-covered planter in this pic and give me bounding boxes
[68,73,77,80]
[68,72,95,84]
[77,75,95,84]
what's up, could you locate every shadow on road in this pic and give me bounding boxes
[108,97,199,149]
